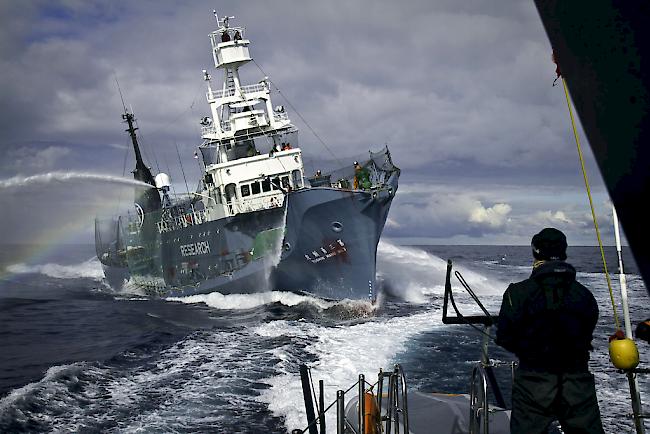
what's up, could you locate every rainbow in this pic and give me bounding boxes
[0,172,147,282]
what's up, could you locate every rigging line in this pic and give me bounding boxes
[252,59,344,167]
[307,367,320,415]
[164,156,179,198]
[561,77,621,331]
[115,135,131,211]
[175,142,191,197]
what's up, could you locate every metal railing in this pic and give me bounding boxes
[469,360,516,434]
[292,364,409,434]
[226,195,283,216]
[274,111,289,122]
[201,121,232,136]
[156,209,208,234]
[206,82,266,100]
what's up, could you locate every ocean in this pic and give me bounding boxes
[0,242,648,433]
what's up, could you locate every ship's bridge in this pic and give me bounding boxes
[199,146,304,220]
[201,14,293,144]
[209,26,251,69]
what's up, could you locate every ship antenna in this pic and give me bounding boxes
[212,10,219,26]
[115,76,128,114]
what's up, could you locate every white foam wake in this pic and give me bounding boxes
[0,172,151,190]
[256,308,444,431]
[6,257,104,281]
[168,290,335,310]
[377,241,505,302]
[0,363,86,414]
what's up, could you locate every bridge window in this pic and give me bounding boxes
[261,178,271,192]
[251,181,261,195]
[281,176,290,188]
[241,184,251,197]
[225,183,236,202]
[292,170,303,188]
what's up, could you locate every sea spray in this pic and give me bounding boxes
[256,242,505,432]
[377,241,505,302]
[169,290,334,310]
[5,257,104,281]
[0,172,152,190]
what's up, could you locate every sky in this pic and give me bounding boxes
[0,0,623,246]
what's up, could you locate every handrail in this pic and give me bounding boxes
[292,365,408,434]
[207,82,266,100]
[443,260,498,326]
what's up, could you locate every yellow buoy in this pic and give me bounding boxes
[609,338,640,370]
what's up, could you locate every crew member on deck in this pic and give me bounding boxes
[496,228,604,434]
[234,30,242,41]
[221,31,231,42]
[315,170,322,177]
[353,161,361,189]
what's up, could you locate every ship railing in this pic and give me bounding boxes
[201,121,232,136]
[291,364,408,434]
[207,82,267,100]
[227,195,284,216]
[156,209,208,233]
[273,111,289,122]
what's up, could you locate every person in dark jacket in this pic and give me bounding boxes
[496,228,604,434]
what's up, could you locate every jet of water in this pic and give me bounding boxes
[0,172,152,190]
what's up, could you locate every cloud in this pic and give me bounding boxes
[385,184,514,239]
[3,145,71,173]
[532,210,572,225]
[0,0,614,245]
[469,203,512,228]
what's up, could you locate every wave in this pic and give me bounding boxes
[0,329,288,433]
[5,257,104,281]
[166,290,378,315]
[377,241,505,303]
[255,307,445,431]
[0,363,86,416]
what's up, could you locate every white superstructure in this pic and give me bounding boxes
[189,12,304,223]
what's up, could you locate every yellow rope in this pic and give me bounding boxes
[561,77,621,331]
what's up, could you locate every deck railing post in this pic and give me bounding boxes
[337,390,345,434]
[386,372,395,434]
[359,374,365,434]
[319,380,326,434]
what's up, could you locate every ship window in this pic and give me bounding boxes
[281,176,290,188]
[261,178,271,192]
[212,186,222,204]
[292,170,302,188]
[272,177,281,190]
[225,183,236,202]
[241,184,251,197]
[251,181,261,195]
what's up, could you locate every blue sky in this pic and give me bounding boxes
[0,1,621,246]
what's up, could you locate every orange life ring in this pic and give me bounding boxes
[363,392,381,434]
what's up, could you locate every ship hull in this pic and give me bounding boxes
[98,178,397,301]
[272,185,395,300]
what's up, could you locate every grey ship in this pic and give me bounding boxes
[95,13,399,301]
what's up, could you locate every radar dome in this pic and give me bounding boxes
[155,173,172,190]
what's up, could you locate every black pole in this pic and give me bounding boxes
[299,364,319,434]
[319,380,326,434]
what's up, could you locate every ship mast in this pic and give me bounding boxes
[199,13,293,166]
[122,111,162,213]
